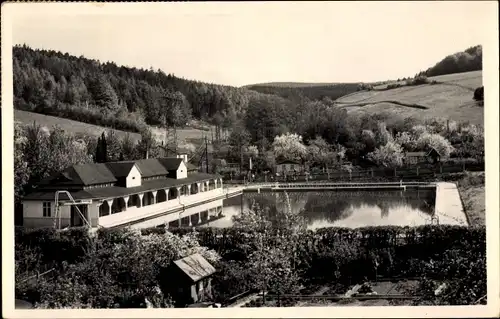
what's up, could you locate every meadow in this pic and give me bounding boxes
[334,71,483,125]
[14,109,213,150]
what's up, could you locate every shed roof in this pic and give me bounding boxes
[173,253,216,282]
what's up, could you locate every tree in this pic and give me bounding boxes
[416,133,454,158]
[272,133,307,162]
[88,74,119,111]
[473,86,484,102]
[367,141,404,168]
[120,134,137,161]
[14,123,30,201]
[307,136,336,169]
[95,132,108,163]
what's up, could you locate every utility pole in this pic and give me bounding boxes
[205,136,209,174]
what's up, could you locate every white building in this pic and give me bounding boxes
[21,156,224,229]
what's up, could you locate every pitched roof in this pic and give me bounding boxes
[41,163,117,186]
[173,253,216,282]
[105,162,138,178]
[158,158,183,170]
[405,152,426,157]
[73,163,118,185]
[277,159,301,165]
[426,148,441,156]
[23,172,220,201]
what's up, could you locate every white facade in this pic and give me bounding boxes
[126,165,142,188]
[177,161,188,179]
[22,177,224,230]
[23,200,100,228]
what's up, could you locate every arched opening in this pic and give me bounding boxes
[209,180,216,191]
[180,185,189,196]
[168,188,178,200]
[111,198,126,214]
[191,183,199,194]
[157,189,167,203]
[143,192,155,206]
[99,201,110,217]
[128,194,141,208]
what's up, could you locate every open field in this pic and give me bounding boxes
[14,110,143,142]
[14,110,213,150]
[334,71,483,125]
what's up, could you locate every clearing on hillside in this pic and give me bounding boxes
[14,110,214,150]
[334,71,483,125]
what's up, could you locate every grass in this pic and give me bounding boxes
[14,109,214,150]
[456,172,485,226]
[334,71,483,125]
[14,110,142,142]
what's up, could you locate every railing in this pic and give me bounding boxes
[244,181,435,190]
[99,188,225,228]
[222,162,484,184]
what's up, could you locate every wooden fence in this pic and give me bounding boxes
[222,162,484,184]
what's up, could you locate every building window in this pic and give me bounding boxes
[43,202,52,217]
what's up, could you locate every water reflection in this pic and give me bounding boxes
[211,190,436,229]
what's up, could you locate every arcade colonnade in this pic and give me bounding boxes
[98,178,223,217]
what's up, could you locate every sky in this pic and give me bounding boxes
[7,1,496,87]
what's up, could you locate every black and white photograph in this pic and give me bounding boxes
[2,1,499,318]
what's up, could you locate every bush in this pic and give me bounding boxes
[473,86,484,101]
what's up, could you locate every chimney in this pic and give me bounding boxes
[177,154,188,163]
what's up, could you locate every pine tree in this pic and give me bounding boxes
[94,136,102,163]
[101,132,108,163]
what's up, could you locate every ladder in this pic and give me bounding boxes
[53,191,92,230]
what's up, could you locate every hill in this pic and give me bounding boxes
[12,45,272,136]
[333,71,483,125]
[243,82,361,101]
[422,45,482,77]
[14,109,213,152]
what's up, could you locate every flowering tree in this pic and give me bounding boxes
[272,133,307,162]
[375,122,393,146]
[14,123,30,201]
[367,141,404,167]
[416,133,454,158]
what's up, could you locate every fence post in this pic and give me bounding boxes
[440,165,443,174]
[394,167,397,177]
[349,171,352,181]
[371,168,374,177]
[462,162,466,172]
[416,167,419,176]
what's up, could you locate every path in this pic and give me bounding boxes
[434,182,468,225]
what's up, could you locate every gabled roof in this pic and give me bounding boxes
[105,162,138,178]
[172,253,216,282]
[158,158,184,170]
[426,147,441,156]
[405,152,426,157]
[23,172,220,201]
[277,159,301,165]
[40,163,117,186]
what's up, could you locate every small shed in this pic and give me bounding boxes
[159,253,216,307]
[404,148,441,165]
[425,147,441,164]
[404,151,427,165]
[275,157,305,175]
